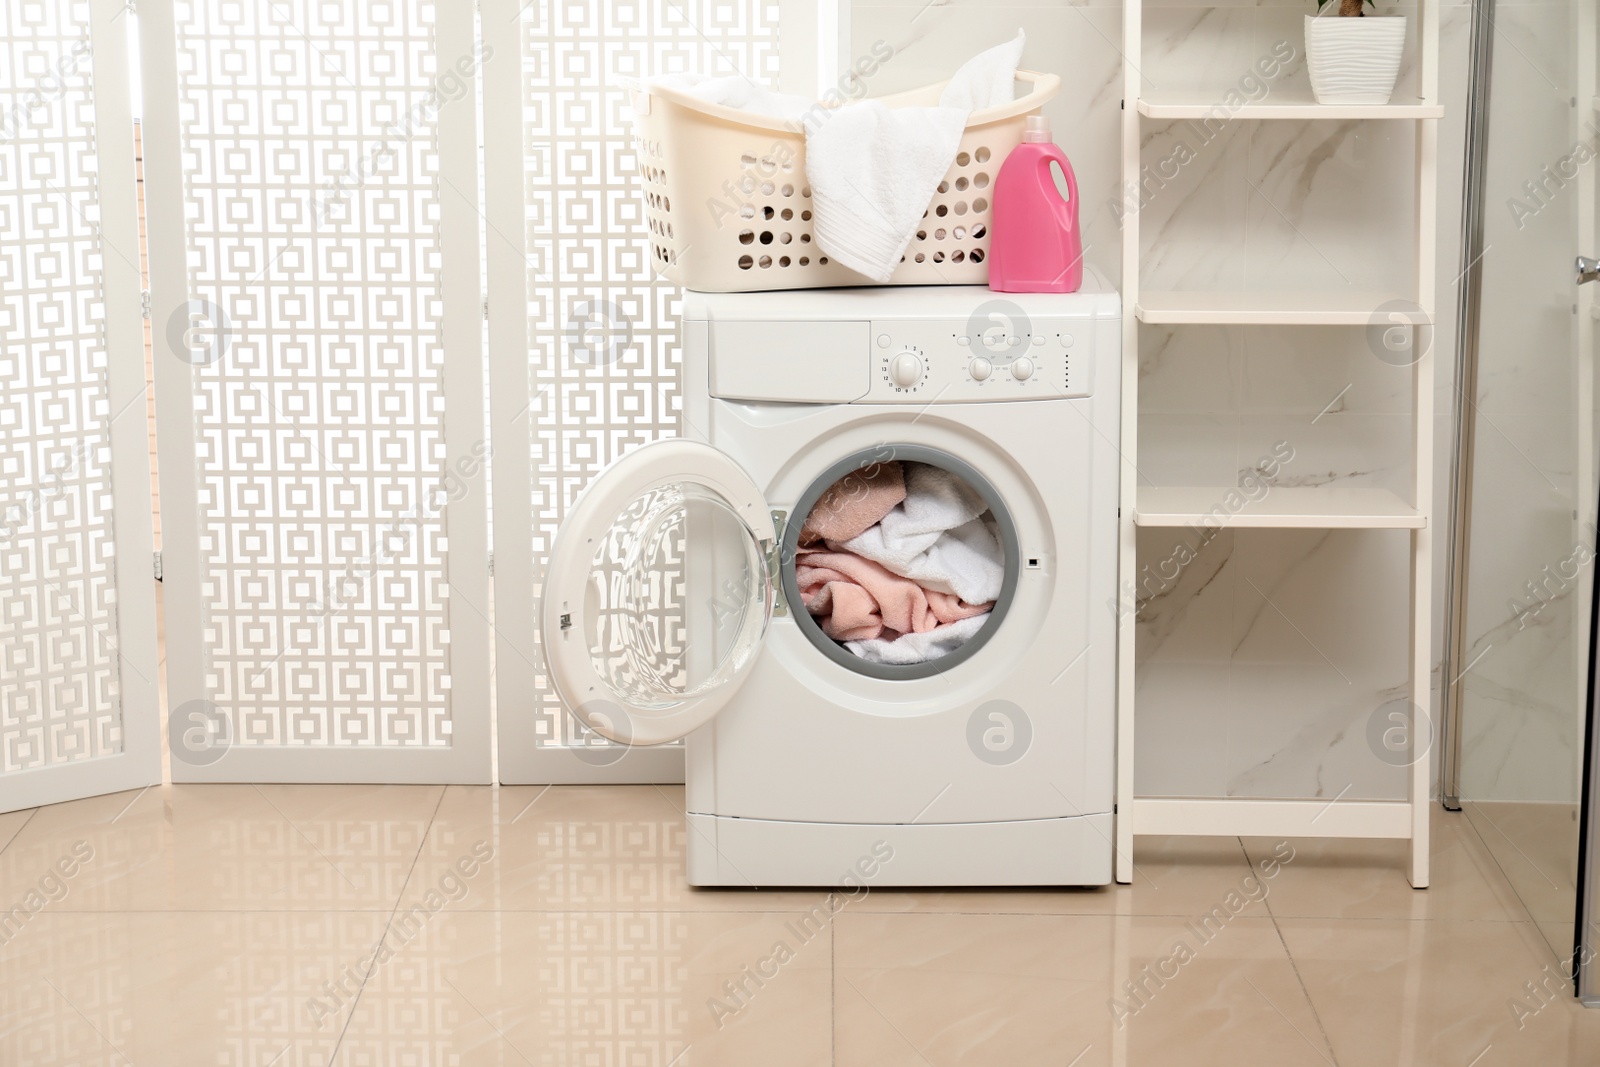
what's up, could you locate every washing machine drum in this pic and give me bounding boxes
[541,440,1018,747]
[779,445,1020,679]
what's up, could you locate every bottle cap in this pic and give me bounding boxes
[1022,114,1051,143]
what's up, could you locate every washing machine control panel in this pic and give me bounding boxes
[866,317,1096,403]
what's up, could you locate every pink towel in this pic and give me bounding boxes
[796,548,992,641]
[799,462,906,545]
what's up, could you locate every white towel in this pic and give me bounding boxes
[859,462,988,550]
[845,613,991,665]
[805,32,1025,281]
[840,515,1004,605]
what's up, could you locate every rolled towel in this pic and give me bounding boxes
[796,547,992,641]
[798,461,906,545]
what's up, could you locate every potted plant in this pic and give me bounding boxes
[1305,0,1407,105]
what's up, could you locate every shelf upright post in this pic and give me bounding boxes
[1115,0,1144,886]
[1408,0,1441,889]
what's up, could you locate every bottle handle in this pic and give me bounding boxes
[1040,151,1079,232]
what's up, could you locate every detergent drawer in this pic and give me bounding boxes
[708,319,870,403]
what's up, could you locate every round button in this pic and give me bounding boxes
[876,334,892,349]
[1031,335,1045,346]
[969,357,993,381]
[1010,356,1034,381]
[1008,335,1022,347]
[890,350,923,388]
[1060,333,1074,347]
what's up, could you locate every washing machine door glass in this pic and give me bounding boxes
[542,439,775,746]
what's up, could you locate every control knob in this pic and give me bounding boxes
[890,350,923,388]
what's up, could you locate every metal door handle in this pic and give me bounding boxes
[1579,256,1600,284]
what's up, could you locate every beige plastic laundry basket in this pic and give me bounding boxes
[626,71,1061,293]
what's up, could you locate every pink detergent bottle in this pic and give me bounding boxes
[987,115,1083,293]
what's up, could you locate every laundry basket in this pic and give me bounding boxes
[626,71,1061,292]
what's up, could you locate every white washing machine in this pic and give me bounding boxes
[542,276,1120,886]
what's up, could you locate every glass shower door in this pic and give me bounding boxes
[1449,0,1596,972]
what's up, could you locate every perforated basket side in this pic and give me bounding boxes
[904,141,1002,274]
[636,132,680,273]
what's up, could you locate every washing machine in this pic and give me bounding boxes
[542,275,1121,886]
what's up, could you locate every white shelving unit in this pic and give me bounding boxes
[1116,9,1439,886]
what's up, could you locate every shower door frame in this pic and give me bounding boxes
[1445,0,1600,1001]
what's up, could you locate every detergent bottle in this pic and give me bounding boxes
[987,115,1083,293]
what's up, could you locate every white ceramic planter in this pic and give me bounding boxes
[1304,14,1407,105]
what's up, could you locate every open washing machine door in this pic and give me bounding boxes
[542,439,776,746]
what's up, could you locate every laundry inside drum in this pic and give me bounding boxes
[793,460,1005,666]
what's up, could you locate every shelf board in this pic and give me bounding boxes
[1136,290,1430,326]
[1135,486,1424,529]
[1130,797,1415,839]
[1137,92,1443,121]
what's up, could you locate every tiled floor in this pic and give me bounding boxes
[0,784,1594,1065]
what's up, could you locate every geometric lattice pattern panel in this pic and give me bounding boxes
[524,0,779,747]
[0,0,125,772]
[173,0,451,747]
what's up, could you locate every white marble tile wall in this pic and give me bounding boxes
[853,0,1475,802]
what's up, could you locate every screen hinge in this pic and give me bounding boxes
[766,509,788,617]
[482,295,489,321]
[487,551,495,577]
[153,550,162,581]
[140,289,151,320]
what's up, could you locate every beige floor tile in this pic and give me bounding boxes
[0,809,36,855]
[1241,809,1527,923]
[405,784,826,912]
[835,911,1115,1065]
[1119,916,1336,1067]
[1536,920,1578,965]
[849,835,1273,919]
[0,782,1594,1065]
[1278,917,1600,1067]
[333,908,832,1066]
[834,911,1336,1067]
[1463,801,1581,926]
[0,911,390,1066]
[0,784,440,912]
